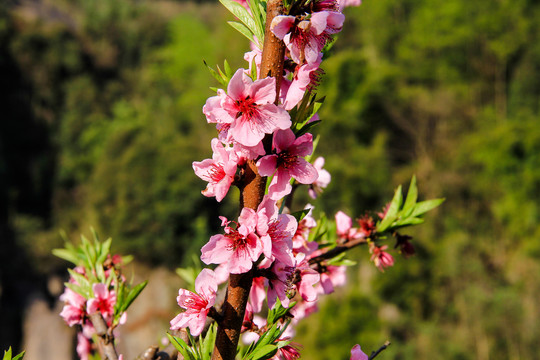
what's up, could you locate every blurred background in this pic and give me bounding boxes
[1,0,540,359]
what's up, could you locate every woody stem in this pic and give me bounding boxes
[211,1,287,359]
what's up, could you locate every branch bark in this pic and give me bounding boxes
[89,312,119,360]
[211,1,287,359]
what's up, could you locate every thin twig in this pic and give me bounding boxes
[308,237,369,266]
[369,340,391,360]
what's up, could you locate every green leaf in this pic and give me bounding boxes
[377,185,403,233]
[167,333,196,360]
[290,208,311,222]
[401,175,418,217]
[12,351,25,360]
[220,0,259,40]
[203,60,228,88]
[246,0,265,42]
[65,282,90,299]
[410,198,445,217]
[249,345,278,360]
[52,248,79,265]
[200,323,217,360]
[228,21,255,43]
[3,347,12,360]
[121,281,148,313]
[392,217,425,228]
[295,120,321,137]
[68,269,91,292]
[326,253,357,266]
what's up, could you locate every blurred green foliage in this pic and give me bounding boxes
[1,0,540,358]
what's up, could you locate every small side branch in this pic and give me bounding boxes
[369,340,391,360]
[308,237,368,266]
[89,312,119,360]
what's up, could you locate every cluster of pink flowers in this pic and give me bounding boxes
[173,0,402,357]
[59,256,126,360]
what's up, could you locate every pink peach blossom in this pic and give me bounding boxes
[282,55,324,110]
[335,211,363,242]
[257,129,318,200]
[170,269,218,336]
[308,156,331,199]
[350,344,368,360]
[87,283,116,322]
[256,196,297,266]
[203,69,291,147]
[193,138,239,202]
[271,11,345,65]
[76,333,92,360]
[201,208,269,274]
[370,244,394,272]
[59,288,87,327]
[318,265,347,294]
[292,205,318,256]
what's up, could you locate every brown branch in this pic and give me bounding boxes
[308,237,368,266]
[369,340,391,360]
[88,312,119,360]
[211,1,287,359]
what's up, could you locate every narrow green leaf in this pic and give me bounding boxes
[377,185,403,233]
[65,282,90,299]
[410,198,445,217]
[200,323,217,360]
[166,333,196,360]
[52,248,79,265]
[220,0,259,38]
[223,59,233,78]
[3,347,12,360]
[203,60,227,87]
[68,269,91,290]
[12,351,25,360]
[290,208,311,222]
[249,345,278,360]
[228,21,256,43]
[121,281,148,312]
[295,120,321,137]
[393,217,425,227]
[402,175,418,217]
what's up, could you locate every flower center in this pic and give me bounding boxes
[235,96,257,119]
[276,151,297,169]
[182,293,208,311]
[209,164,226,183]
[226,229,248,251]
[268,221,286,241]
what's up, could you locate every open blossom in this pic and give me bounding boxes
[318,265,347,294]
[170,269,217,336]
[370,244,394,272]
[295,255,320,302]
[335,211,363,242]
[59,288,87,327]
[87,283,116,322]
[308,156,331,199]
[271,11,345,65]
[203,68,291,147]
[257,129,318,200]
[273,343,302,360]
[282,55,324,110]
[193,138,239,202]
[201,208,270,274]
[292,205,318,256]
[256,196,297,266]
[350,344,368,360]
[76,333,92,360]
